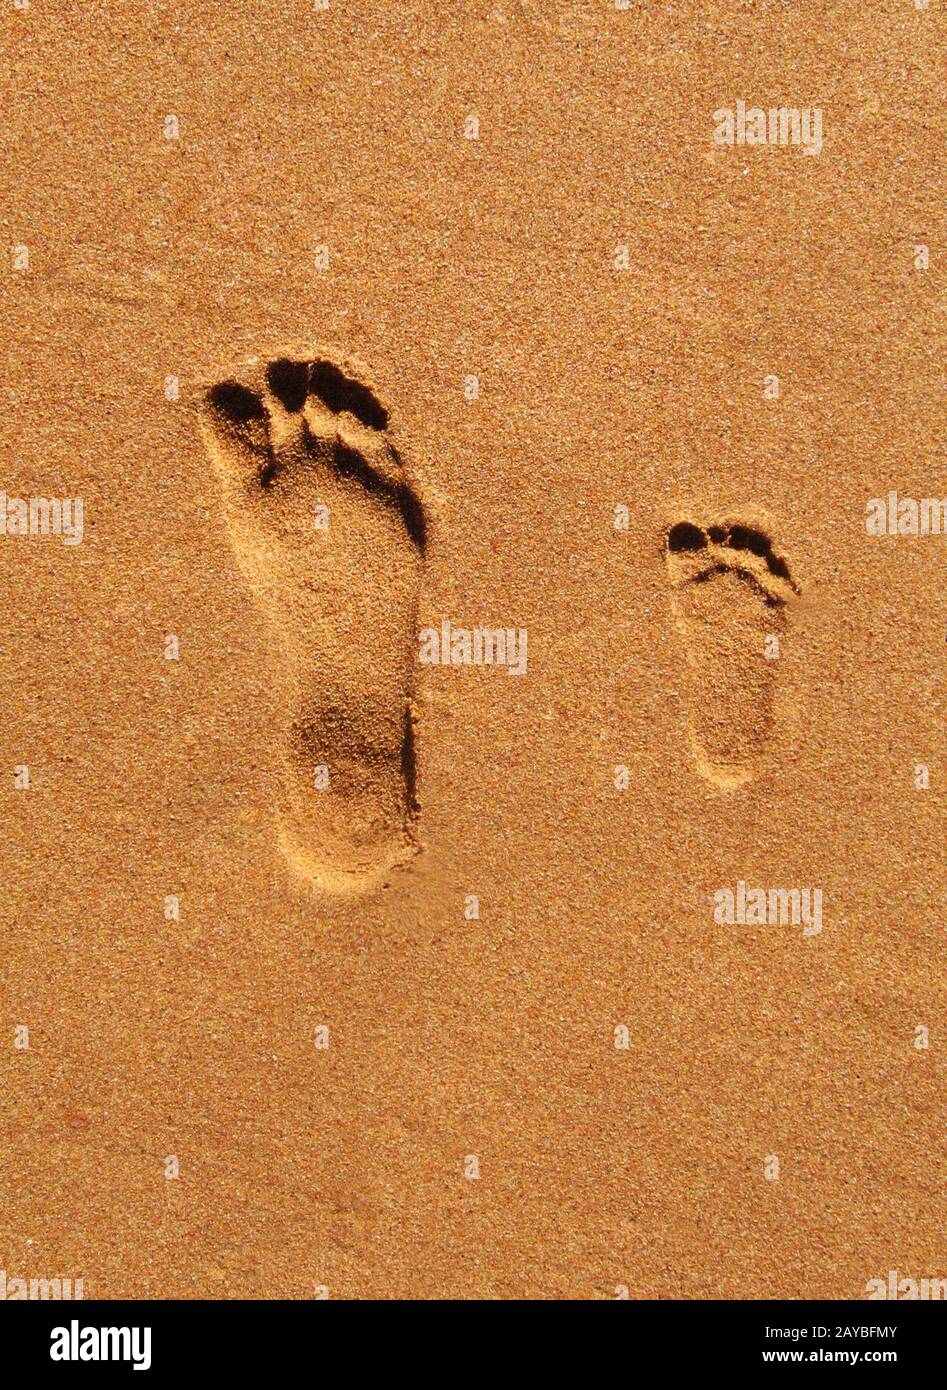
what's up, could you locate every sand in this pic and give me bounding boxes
[0,0,943,1299]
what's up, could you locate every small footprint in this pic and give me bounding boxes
[200,351,426,892]
[664,517,799,788]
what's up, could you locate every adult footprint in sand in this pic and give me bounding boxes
[200,353,426,892]
[665,518,799,788]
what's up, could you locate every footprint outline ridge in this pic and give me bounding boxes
[664,514,800,790]
[200,349,427,896]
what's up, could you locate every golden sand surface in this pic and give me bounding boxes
[0,1,943,1299]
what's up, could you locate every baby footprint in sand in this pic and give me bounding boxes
[664,518,799,788]
[200,352,426,893]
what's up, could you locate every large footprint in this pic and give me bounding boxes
[664,518,799,788]
[200,352,426,892]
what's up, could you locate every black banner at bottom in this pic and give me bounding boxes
[1,1298,942,1374]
